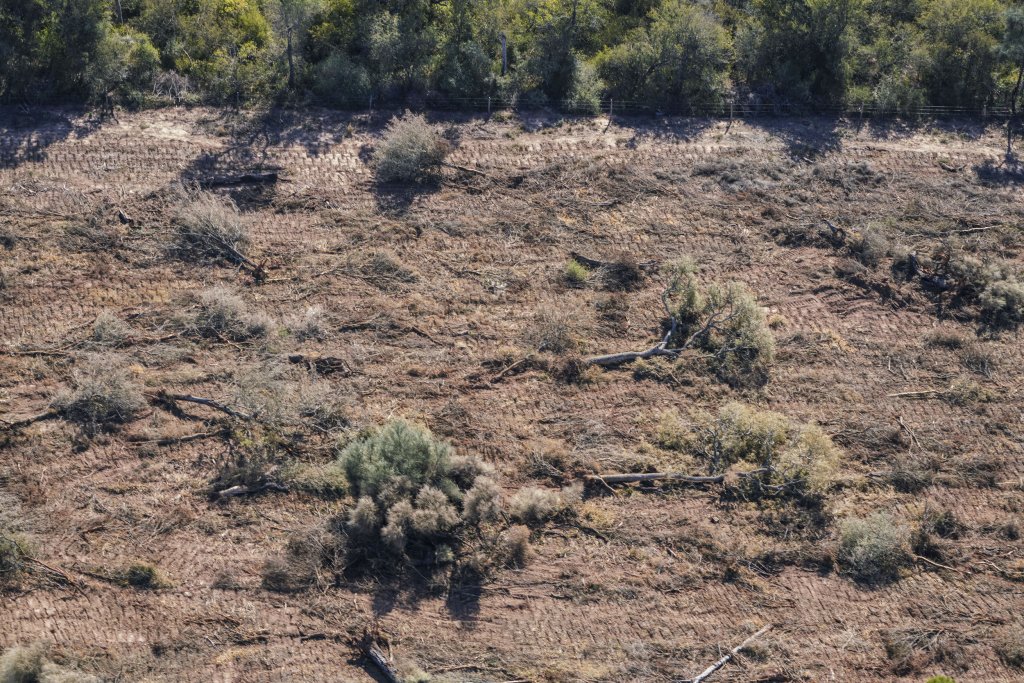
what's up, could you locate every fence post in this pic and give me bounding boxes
[369,94,373,113]
[487,96,491,115]
[609,98,613,119]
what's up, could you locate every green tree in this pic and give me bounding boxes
[1001,6,1024,155]
[596,0,732,111]
[917,0,1005,108]
[737,0,866,105]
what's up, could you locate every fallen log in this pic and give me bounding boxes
[148,391,252,420]
[690,624,772,683]
[215,482,289,500]
[364,642,401,683]
[586,468,770,487]
[587,472,726,485]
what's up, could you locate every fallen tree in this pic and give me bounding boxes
[584,261,774,387]
[690,624,772,683]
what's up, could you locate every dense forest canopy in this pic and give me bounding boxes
[1,0,1023,113]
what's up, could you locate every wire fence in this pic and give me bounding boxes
[353,93,1017,120]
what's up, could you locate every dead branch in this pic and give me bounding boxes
[214,482,289,500]
[690,624,772,683]
[568,251,658,271]
[128,430,227,446]
[912,554,964,574]
[587,472,725,485]
[148,392,252,420]
[887,389,943,398]
[491,354,536,383]
[287,353,351,376]
[586,468,770,486]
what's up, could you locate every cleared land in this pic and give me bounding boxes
[1,107,1022,682]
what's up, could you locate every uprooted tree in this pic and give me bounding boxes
[586,257,775,385]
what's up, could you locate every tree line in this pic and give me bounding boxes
[1,0,1023,115]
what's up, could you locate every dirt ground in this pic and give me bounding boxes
[1,106,1022,682]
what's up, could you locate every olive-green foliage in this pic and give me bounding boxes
[692,402,841,498]
[838,512,912,583]
[0,533,31,587]
[372,113,449,183]
[2,0,1022,111]
[596,0,731,110]
[666,259,775,386]
[338,420,500,562]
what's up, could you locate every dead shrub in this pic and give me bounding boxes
[882,628,967,675]
[90,312,131,347]
[838,513,911,583]
[52,354,145,433]
[0,644,100,683]
[288,306,326,341]
[116,563,169,589]
[996,624,1024,669]
[172,191,249,265]
[526,306,581,354]
[509,484,581,525]
[184,286,274,341]
[372,112,449,183]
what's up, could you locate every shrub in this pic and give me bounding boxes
[564,259,589,287]
[526,306,581,354]
[172,192,249,265]
[996,624,1024,669]
[337,420,499,566]
[509,484,581,525]
[838,513,911,583]
[692,403,840,498]
[462,476,502,525]
[119,563,168,589]
[847,227,891,267]
[666,259,775,386]
[0,533,30,587]
[185,287,273,341]
[0,643,47,683]
[342,420,456,500]
[980,278,1024,327]
[372,113,449,183]
[52,355,145,433]
[500,525,532,568]
[90,312,131,347]
[288,306,325,341]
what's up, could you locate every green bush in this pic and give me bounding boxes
[666,259,775,386]
[372,113,449,183]
[692,402,840,498]
[564,259,589,287]
[0,533,31,588]
[337,420,500,563]
[838,513,911,583]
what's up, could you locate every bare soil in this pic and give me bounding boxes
[1,107,1022,682]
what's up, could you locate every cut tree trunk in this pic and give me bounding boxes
[690,625,772,683]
